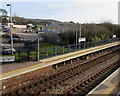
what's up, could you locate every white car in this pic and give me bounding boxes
[0,44,16,54]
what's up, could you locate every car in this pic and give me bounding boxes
[2,28,10,33]
[8,38,23,43]
[0,44,16,54]
[3,30,9,33]
[26,29,33,32]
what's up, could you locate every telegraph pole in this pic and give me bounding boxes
[76,29,78,45]
[79,25,82,44]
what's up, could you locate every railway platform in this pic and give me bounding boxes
[87,67,120,95]
[0,41,120,80]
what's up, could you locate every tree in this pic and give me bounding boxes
[84,24,112,41]
[69,21,75,24]
[0,9,8,16]
[60,30,76,45]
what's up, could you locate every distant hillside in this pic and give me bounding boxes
[27,18,62,25]
[27,18,61,23]
[12,16,62,25]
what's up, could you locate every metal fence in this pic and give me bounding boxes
[14,38,120,62]
[14,44,37,62]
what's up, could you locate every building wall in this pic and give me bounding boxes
[13,25,26,28]
[43,32,61,44]
[7,23,26,28]
[43,23,61,44]
[44,23,60,33]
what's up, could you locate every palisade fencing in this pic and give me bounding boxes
[14,38,120,62]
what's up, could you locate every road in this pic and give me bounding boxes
[12,31,44,41]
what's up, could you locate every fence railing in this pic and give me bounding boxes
[38,38,120,60]
[13,38,120,62]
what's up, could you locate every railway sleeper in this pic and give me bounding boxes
[62,68,116,94]
[17,89,26,95]
[9,92,18,96]
[78,89,89,95]
[82,87,90,93]
[83,81,98,92]
[83,70,115,94]
[24,88,31,94]
[73,86,88,94]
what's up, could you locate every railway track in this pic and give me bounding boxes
[45,54,119,94]
[2,46,119,89]
[62,60,119,95]
[2,47,120,95]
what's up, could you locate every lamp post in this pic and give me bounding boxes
[7,3,13,55]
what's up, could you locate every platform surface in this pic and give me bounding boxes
[0,41,120,80]
[87,68,120,95]
[1,61,42,73]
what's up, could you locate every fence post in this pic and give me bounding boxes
[36,50,37,60]
[87,42,89,48]
[27,50,30,61]
[62,47,64,54]
[68,45,70,52]
[79,44,81,50]
[74,44,75,51]
[83,42,85,49]
[18,51,20,61]
[46,49,48,57]
[54,49,57,56]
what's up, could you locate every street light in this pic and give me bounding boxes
[7,3,13,55]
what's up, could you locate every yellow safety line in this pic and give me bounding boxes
[103,86,116,95]
[0,41,120,79]
[102,67,119,95]
[0,62,44,76]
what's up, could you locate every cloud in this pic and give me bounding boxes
[48,2,118,23]
[2,0,120,2]
[2,1,118,24]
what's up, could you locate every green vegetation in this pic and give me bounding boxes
[14,41,75,61]
[1,41,63,61]
[17,41,73,60]
[39,41,60,50]
[60,22,120,45]
[14,46,72,61]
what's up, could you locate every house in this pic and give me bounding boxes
[42,23,80,44]
[7,23,26,28]
[43,23,60,33]
[43,23,61,44]
[13,24,26,28]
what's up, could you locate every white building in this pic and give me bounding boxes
[7,23,26,28]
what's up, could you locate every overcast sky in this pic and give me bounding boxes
[1,0,120,24]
